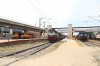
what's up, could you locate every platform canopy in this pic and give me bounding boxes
[0,17,44,32]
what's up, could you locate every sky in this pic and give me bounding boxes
[0,0,100,29]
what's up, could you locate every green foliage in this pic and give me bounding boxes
[86,32,93,35]
[50,41,64,52]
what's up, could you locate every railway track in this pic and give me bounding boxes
[81,40,100,47]
[0,42,53,66]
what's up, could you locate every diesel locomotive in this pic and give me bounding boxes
[76,31,88,41]
[48,28,65,42]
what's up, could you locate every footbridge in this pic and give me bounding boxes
[50,25,100,38]
[53,26,100,33]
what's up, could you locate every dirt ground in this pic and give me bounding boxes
[9,39,98,66]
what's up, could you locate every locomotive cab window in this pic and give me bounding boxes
[48,33,52,35]
[52,32,56,35]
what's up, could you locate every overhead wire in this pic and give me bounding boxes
[27,0,46,18]
[34,0,53,28]
[88,4,100,22]
[28,0,53,28]
[35,0,52,26]
[88,16,100,22]
[94,9,100,16]
[85,2,100,23]
[90,2,100,16]
[35,0,51,18]
[0,9,25,23]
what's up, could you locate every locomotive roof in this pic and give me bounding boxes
[49,28,56,32]
[79,31,87,34]
[49,28,63,35]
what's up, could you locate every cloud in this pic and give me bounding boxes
[0,0,100,28]
[37,0,79,27]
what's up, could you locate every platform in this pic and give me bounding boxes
[0,38,47,43]
[8,39,98,66]
[0,39,30,43]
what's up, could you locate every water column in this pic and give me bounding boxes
[68,24,72,39]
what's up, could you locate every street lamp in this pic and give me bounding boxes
[39,18,52,40]
[42,22,50,38]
